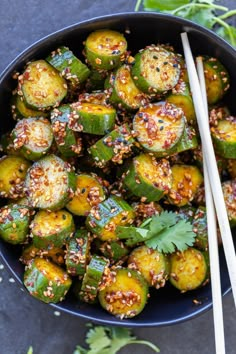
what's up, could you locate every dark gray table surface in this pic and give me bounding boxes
[0,1,235,353]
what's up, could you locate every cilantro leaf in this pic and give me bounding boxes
[148,210,177,237]
[117,211,196,253]
[216,25,236,48]
[86,326,111,353]
[73,325,160,354]
[116,225,149,246]
[143,0,190,12]
[145,218,196,253]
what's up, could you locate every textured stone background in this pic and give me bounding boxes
[0,1,235,353]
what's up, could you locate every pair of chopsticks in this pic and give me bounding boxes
[181,32,236,354]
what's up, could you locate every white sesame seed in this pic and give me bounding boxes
[0,264,4,270]
[9,277,15,283]
[54,311,61,316]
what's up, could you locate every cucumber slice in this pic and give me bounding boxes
[65,229,91,276]
[166,80,196,124]
[85,29,127,70]
[86,196,135,241]
[128,245,169,289]
[105,65,149,111]
[66,174,106,216]
[133,101,185,157]
[88,124,135,167]
[122,153,172,202]
[78,91,108,105]
[12,117,53,161]
[98,268,148,318]
[24,257,72,303]
[98,240,129,263]
[0,155,31,199]
[79,255,109,303]
[167,164,203,207]
[31,209,75,248]
[202,56,230,105]
[11,94,48,119]
[192,207,208,251]
[70,102,116,135]
[19,60,67,110]
[169,248,209,292]
[222,180,236,227]
[20,244,65,266]
[0,203,31,244]
[25,154,76,210]
[51,105,82,157]
[211,117,236,158]
[131,45,180,94]
[46,46,90,86]
[175,125,198,153]
[209,105,230,126]
[85,69,108,91]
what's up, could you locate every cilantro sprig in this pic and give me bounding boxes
[116,210,196,253]
[73,325,160,354]
[135,0,236,48]
[26,325,160,354]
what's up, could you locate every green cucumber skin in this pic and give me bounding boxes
[131,52,150,93]
[46,46,90,85]
[123,162,164,202]
[0,204,30,245]
[192,207,208,251]
[100,240,129,262]
[105,69,148,112]
[79,255,108,303]
[86,196,134,236]
[88,124,135,164]
[23,259,72,303]
[222,180,236,227]
[32,220,75,249]
[65,229,90,276]
[51,105,80,158]
[85,47,123,71]
[175,126,198,153]
[11,94,48,120]
[12,118,54,161]
[76,108,116,135]
[212,135,236,159]
[166,82,196,124]
[203,56,230,104]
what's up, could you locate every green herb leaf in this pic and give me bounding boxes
[143,0,190,11]
[117,211,196,253]
[216,25,236,47]
[116,225,149,246]
[73,325,160,354]
[148,210,177,236]
[145,218,196,253]
[26,347,33,354]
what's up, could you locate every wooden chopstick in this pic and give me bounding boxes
[196,56,225,354]
[181,32,236,309]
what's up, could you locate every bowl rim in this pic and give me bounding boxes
[0,11,233,327]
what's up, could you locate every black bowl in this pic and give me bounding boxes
[0,12,235,327]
